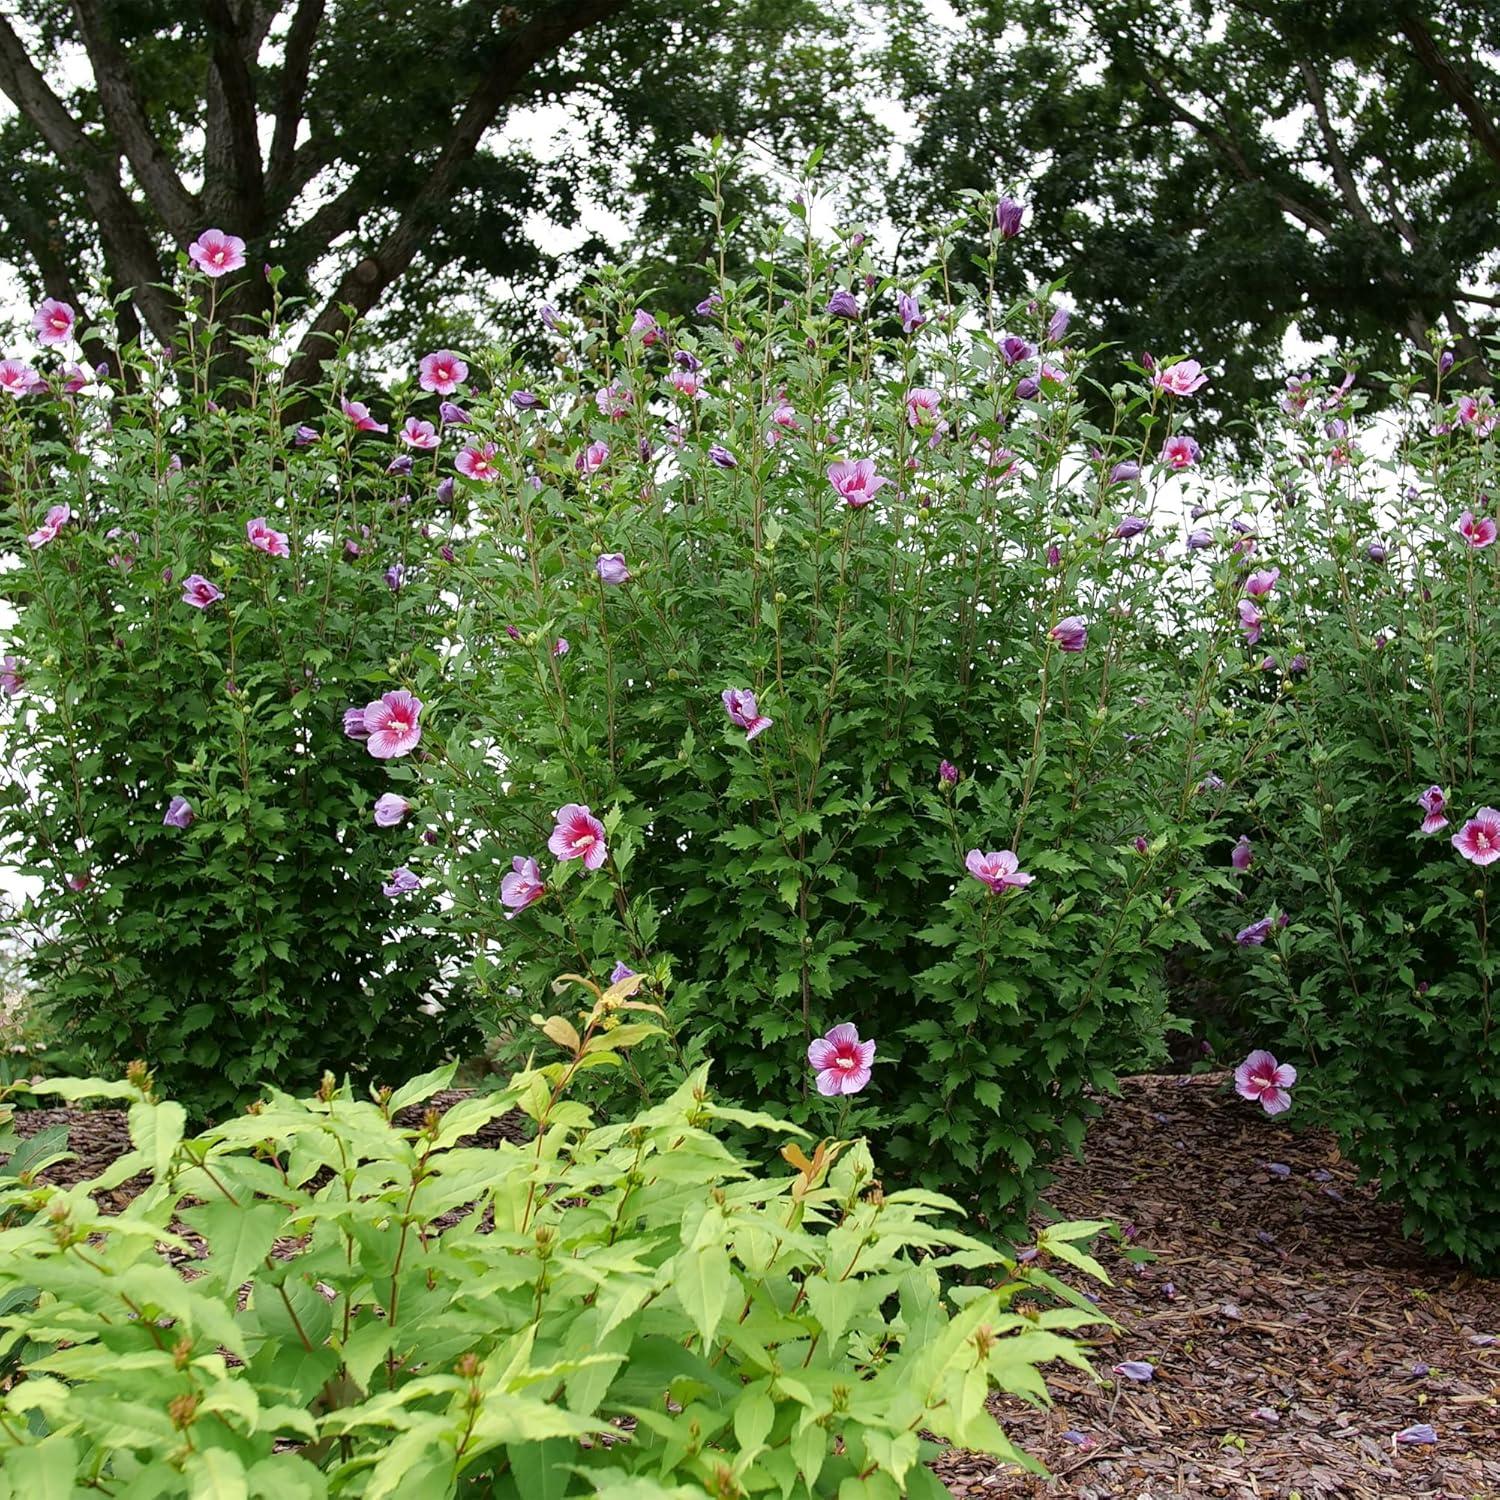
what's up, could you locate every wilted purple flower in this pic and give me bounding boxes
[1231,836,1253,871]
[897,291,925,333]
[1015,375,1040,400]
[1001,335,1035,366]
[1046,305,1070,342]
[1046,544,1061,568]
[695,291,722,316]
[708,443,738,469]
[181,575,223,609]
[539,302,562,331]
[1050,616,1088,652]
[1186,527,1213,550]
[382,867,421,898]
[1365,540,1388,564]
[1134,836,1149,854]
[386,454,413,477]
[163,796,195,829]
[374,793,411,828]
[1200,773,1225,792]
[1113,515,1148,540]
[1060,1431,1096,1450]
[343,707,369,740]
[1411,1362,1430,1377]
[995,196,1024,238]
[511,390,544,411]
[1394,1424,1437,1446]
[1109,460,1141,485]
[438,401,470,426]
[1112,1361,1154,1383]
[1236,917,1273,946]
[596,553,631,585]
[1418,785,1448,834]
[552,638,570,657]
[440,545,455,563]
[1238,599,1263,645]
[630,308,662,346]
[608,961,637,984]
[939,759,959,786]
[826,289,860,320]
[1288,653,1308,676]
[436,476,456,507]
[293,424,318,446]
[385,563,405,591]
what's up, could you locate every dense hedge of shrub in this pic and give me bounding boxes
[5,178,1500,1269]
[0,291,476,1117]
[0,987,1112,1496]
[1187,358,1500,1267]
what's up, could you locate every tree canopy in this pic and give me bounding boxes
[894,0,1500,422]
[0,0,892,382]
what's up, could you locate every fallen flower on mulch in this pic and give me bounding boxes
[932,1073,1500,1499]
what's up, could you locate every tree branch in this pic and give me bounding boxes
[285,0,631,389]
[267,0,324,193]
[202,0,266,226]
[68,0,200,239]
[1295,57,1378,230]
[1126,45,1338,237]
[0,15,178,345]
[1397,8,1500,172]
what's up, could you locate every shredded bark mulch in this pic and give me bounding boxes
[10,1074,1498,1497]
[933,1072,1500,1499]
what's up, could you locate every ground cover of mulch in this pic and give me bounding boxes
[934,1073,1500,1500]
[12,1076,1499,1498]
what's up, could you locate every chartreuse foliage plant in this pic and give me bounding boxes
[1185,353,1500,1270]
[0,980,1112,1498]
[0,275,475,1118]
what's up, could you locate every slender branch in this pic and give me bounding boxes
[284,0,630,389]
[267,0,325,191]
[1295,57,1378,230]
[1397,8,1500,171]
[0,15,178,345]
[69,0,200,238]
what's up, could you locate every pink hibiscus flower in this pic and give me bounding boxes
[1452,807,1500,866]
[400,417,440,450]
[722,687,772,740]
[33,298,76,346]
[246,516,290,557]
[595,383,634,419]
[341,398,388,433]
[827,459,889,509]
[1162,434,1200,470]
[501,856,546,917]
[188,228,246,278]
[548,803,608,870]
[0,360,42,397]
[1234,1049,1297,1115]
[0,656,23,697]
[1457,510,1497,548]
[455,442,500,482]
[1153,359,1208,396]
[808,1022,876,1096]
[373,793,411,828]
[27,503,71,549]
[1244,568,1280,597]
[965,849,1034,892]
[630,308,662,346]
[418,350,468,395]
[181,574,224,609]
[363,690,423,759]
[1418,786,1448,835]
[1050,616,1087,652]
[905,386,943,430]
[575,440,610,475]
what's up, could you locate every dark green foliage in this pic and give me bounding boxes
[0,296,477,1118]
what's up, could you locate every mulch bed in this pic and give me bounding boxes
[12,1075,1499,1497]
[934,1073,1500,1499]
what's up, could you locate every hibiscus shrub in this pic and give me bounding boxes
[400,185,1230,1224]
[0,289,475,1117]
[0,995,1113,1495]
[1183,359,1500,1270]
